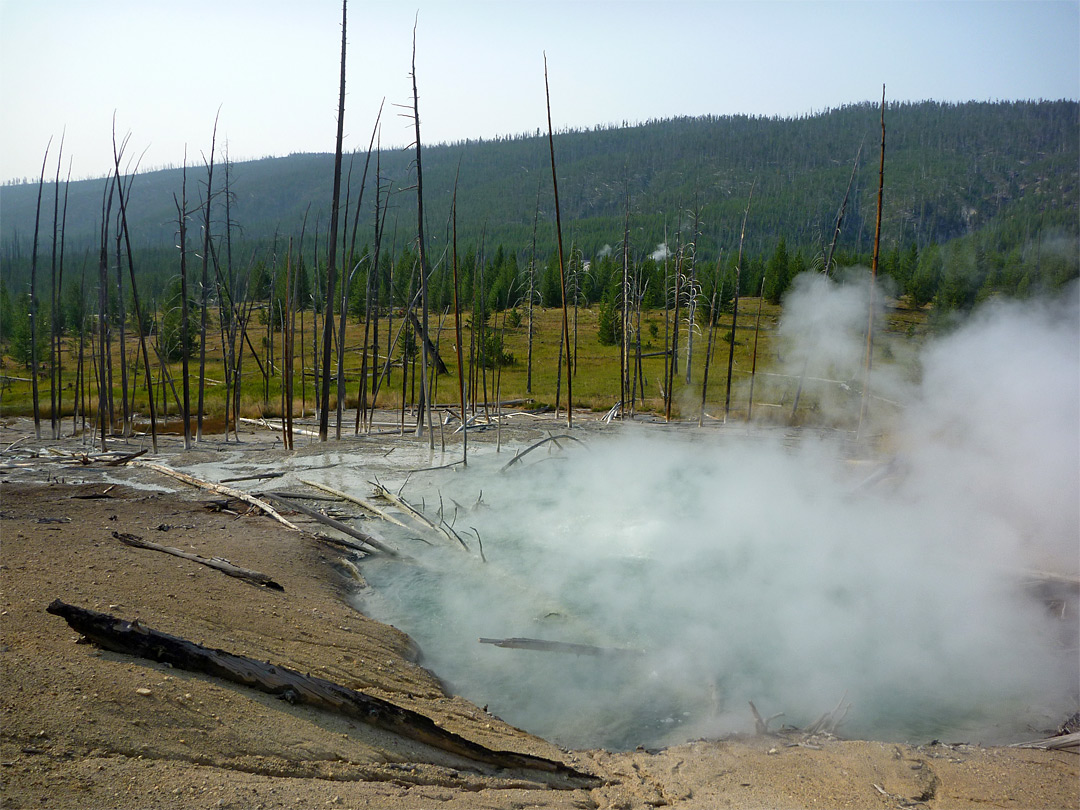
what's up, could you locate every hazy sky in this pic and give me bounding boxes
[2,0,1077,183]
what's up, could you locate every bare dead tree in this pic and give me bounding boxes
[319,0,348,442]
[620,182,631,412]
[451,165,467,464]
[283,239,295,450]
[356,141,391,434]
[29,138,52,440]
[96,159,114,450]
[790,142,863,422]
[196,108,220,441]
[685,203,702,386]
[408,18,435,447]
[526,179,541,395]
[112,167,130,436]
[49,133,66,439]
[747,276,766,422]
[111,119,158,452]
[858,85,886,440]
[544,52,573,428]
[173,150,193,450]
[335,103,382,439]
[698,253,723,427]
[665,229,683,422]
[724,182,755,422]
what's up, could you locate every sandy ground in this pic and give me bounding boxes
[0,414,1076,809]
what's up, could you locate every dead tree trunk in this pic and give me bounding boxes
[29,139,52,440]
[858,86,886,440]
[49,135,66,439]
[111,122,158,452]
[47,600,593,779]
[197,110,220,442]
[175,153,192,450]
[319,0,348,442]
[724,183,754,422]
[544,54,573,428]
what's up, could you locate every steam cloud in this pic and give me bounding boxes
[358,279,1079,750]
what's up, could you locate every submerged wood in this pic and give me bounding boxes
[46,600,594,780]
[112,531,283,590]
[130,461,301,532]
[259,492,399,557]
[479,637,642,657]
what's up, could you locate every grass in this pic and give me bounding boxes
[0,296,930,432]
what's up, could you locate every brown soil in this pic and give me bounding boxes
[1,416,1076,809]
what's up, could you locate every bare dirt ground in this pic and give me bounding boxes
[1,414,1076,809]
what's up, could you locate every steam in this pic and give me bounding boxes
[650,242,671,262]
[356,282,1079,750]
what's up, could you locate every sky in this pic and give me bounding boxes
[1,0,1077,184]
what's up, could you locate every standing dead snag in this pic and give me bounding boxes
[111,119,158,453]
[29,138,52,440]
[407,17,437,447]
[319,0,348,442]
[724,182,754,422]
[858,85,886,440]
[544,53,574,429]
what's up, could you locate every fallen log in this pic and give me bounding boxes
[259,492,400,557]
[219,471,285,484]
[238,417,321,438]
[300,479,411,529]
[46,600,594,781]
[112,531,283,591]
[130,461,301,532]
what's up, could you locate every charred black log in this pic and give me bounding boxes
[46,600,595,781]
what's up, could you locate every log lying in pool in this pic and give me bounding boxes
[479,637,643,657]
[46,600,595,782]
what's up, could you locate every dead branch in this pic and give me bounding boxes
[129,461,300,532]
[112,531,283,590]
[499,434,586,472]
[370,480,468,551]
[748,700,784,735]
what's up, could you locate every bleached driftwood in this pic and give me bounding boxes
[748,700,784,735]
[259,492,400,557]
[238,416,320,437]
[112,531,283,591]
[1010,732,1080,751]
[130,461,301,532]
[300,479,411,529]
[371,480,468,552]
[46,600,594,780]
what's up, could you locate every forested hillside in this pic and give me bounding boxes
[2,99,1077,319]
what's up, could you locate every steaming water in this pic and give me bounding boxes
[350,285,1080,751]
[353,425,1076,750]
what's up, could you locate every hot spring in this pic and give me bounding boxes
[344,425,1076,751]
